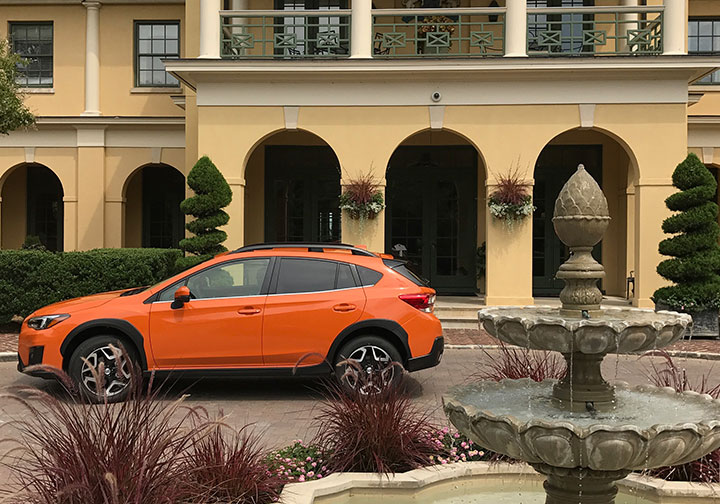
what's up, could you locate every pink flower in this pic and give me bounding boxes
[298,475,305,482]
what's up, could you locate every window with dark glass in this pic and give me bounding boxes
[689,19,720,84]
[527,0,594,54]
[10,22,53,87]
[276,258,339,294]
[357,266,383,287]
[274,0,348,56]
[135,21,180,87]
[166,259,271,300]
[336,263,356,289]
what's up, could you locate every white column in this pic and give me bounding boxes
[350,0,372,59]
[663,0,687,55]
[505,0,527,57]
[81,1,101,116]
[619,0,639,52]
[199,0,221,59]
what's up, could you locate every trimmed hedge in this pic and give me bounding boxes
[0,248,182,323]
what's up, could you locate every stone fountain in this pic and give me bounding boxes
[444,165,720,504]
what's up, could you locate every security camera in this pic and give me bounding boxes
[431,91,441,102]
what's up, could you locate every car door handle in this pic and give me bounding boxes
[238,306,261,315]
[333,303,356,312]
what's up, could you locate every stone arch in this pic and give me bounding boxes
[1,162,65,251]
[122,163,185,248]
[531,127,635,299]
[243,129,342,245]
[384,128,487,295]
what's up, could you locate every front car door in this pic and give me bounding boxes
[262,257,366,368]
[148,258,271,368]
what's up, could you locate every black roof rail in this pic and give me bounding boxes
[233,242,377,257]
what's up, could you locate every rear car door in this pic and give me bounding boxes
[148,258,271,368]
[262,257,366,367]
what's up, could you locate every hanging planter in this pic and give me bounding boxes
[339,173,385,221]
[488,167,535,227]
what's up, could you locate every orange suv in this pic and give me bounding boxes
[18,243,444,401]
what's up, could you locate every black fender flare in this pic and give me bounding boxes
[327,319,411,366]
[60,318,148,370]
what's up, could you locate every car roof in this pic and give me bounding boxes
[233,242,379,257]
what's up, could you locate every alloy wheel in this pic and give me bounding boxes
[80,346,132,398]
[345,345,395,394]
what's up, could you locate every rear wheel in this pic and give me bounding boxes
[68,335,138,403]
[334,335,403,394]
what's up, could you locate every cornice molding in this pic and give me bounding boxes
[36,116,185,126]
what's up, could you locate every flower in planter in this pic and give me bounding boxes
[339,172,385,221]
[488,166,535,228]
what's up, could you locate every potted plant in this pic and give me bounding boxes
[652,153,720,338]
[339,172,385,221]
[487,167,535,228]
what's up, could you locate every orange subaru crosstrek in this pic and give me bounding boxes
[17,243,444,401]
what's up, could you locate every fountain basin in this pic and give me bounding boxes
[444,379,720,472]
[279,462,720,504]
[479,306,691,354]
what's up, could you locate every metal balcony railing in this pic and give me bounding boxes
[218,5,667,60]
[527,6,664,56]
[371,8,506,58]
[220,9,351,58]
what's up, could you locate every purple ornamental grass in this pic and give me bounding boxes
[642,351,720,483]
[0,363,203,504]
[313,366,439,475]
[473,342,566,383]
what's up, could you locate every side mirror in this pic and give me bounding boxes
[171,286,191,309]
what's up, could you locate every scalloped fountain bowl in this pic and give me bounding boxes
[444,379,720,472]
[479,306,691,354]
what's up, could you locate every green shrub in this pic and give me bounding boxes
[0,248,181,323]
[177,156,232,270]
[653,153,720,311]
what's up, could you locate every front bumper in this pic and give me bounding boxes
[406,336,444,372]
[17,348,56,379]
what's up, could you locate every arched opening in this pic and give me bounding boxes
[385,130,486,295]
[123,164,185,248]
[1,163,64,251]
[532,129,634,298]
[244,130,341,244]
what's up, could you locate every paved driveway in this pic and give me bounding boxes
[1,349,718,491]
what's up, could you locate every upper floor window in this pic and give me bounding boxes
[689,18,720,84]
[9,22,53,88]
[134,21,180,87]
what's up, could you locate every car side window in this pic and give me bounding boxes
[357,266,383,286]
[185,259,270,299]
[275,258,340,294]
[157,279,185,302]
[336,263,355,289]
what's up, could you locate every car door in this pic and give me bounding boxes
[262,257,366,367]
[148,257,271,368]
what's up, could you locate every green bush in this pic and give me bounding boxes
[653,153,720,311]
[0,248,181,323]
[177,156,232,270]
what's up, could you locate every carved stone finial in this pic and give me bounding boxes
[552,165,611,314]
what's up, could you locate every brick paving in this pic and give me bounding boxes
[2,327,720,355]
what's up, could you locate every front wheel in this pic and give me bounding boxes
[334,335,403,394]
[67,335,138,403]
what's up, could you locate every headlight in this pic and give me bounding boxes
[27,314,70,330]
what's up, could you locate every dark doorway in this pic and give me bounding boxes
[533,145,602,296]
[141,165,185,248]
[265,146,341,243]
[26,164,63,251]
[386,146,477,295]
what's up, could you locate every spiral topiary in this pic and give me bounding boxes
[176,156,232,271]
[653,153,720,312]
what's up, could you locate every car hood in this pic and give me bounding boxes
[30,289,132,316]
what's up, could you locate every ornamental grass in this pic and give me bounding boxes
[313,362,439,474]
[472,342,566,383]
[643,351,720,483]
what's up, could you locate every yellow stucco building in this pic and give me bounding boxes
[1,0,720,308]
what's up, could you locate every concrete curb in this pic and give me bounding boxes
[445,344,720,361]
[0,351,15,362]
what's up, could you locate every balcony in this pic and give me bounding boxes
[210,2,684,60]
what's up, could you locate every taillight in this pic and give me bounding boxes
[399,293,435,313]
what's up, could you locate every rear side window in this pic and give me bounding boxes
[276,258,337,294]
[382,259,428,286]
[357,266,383,286]
[337,263,356,289]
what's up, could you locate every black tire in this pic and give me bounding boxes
[334,335,404,394]
[67,335,139,403]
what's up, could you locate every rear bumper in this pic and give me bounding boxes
[406,336,444,372]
